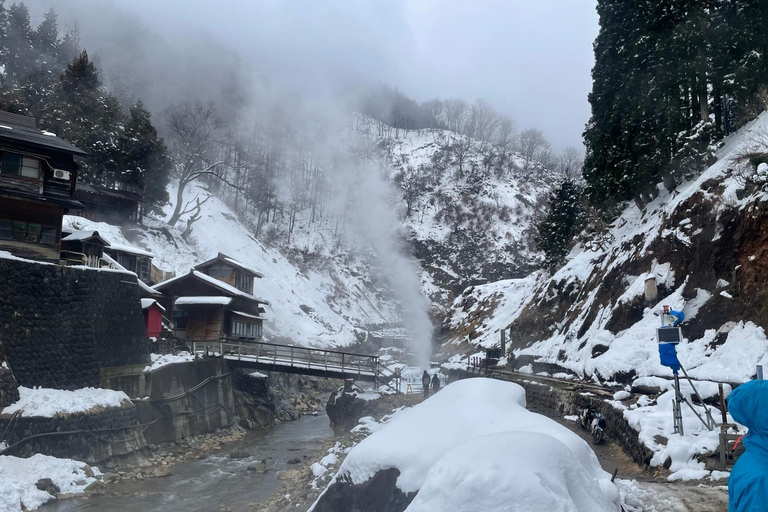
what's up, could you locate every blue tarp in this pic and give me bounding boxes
[658,343,681,372]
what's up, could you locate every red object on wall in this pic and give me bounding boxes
[143,302,164,339]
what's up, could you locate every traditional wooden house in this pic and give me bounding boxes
[60,229,110,267]
[104,244,154,284]
[152,253,268,341]
[73,182,143,224]
[0,111,86,262]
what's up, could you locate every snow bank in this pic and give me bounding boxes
[620,389,739,481]
[0,454,100,512]
[144,352,195,372]
[2,387,130,418]
[324,378,619,508]
[404,432,616,512]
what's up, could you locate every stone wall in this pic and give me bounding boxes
[232,370,276,430]
[0,259,150,389]
[0,402,147,464]
[0,341,19,407]
[513,379,654,466]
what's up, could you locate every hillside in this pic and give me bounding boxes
[361,117,556,304]
[445,111,768,385]
[64,118,554,352]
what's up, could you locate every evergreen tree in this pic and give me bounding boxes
[4,3,34,83]
[535,179,585,270]
[119,101,171,214]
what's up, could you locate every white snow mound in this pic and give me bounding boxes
[3,386,130,417]
[404,431,616,512]
[322,378,619,509]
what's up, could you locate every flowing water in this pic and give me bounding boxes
[45,414,334,512]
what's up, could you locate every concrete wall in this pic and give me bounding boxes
[0,258,150,389]
[102,358,236,445]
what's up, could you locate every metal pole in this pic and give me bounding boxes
[679,365,717,430]
[673,372,685,436]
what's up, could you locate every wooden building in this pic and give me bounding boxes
[153,253,268,341]
[0,111,86,262]
[141,299,165,339]
[104,244,154,284]
[73,183,143,224]
[60,230,110,267]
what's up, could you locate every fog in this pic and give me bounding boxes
[29,0,597,149]
[23,0,598,364]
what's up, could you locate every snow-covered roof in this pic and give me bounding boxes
[140,298,165,311]
[195,252,264,278]
[175,296,232,306]
[192,270,271,304]
[229,310,263,321]
[61,230,111,245]
[223,256,264,278]
[152,269,269,304]
[106,243,154,258]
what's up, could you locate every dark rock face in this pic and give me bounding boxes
[0,342,20,407]
[326,382,369,432]
[0,259,150,389]
[232,371,276,430]
[311,469,416,512]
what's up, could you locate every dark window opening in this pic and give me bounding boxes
[0,219,56,244]
[0,152,41,179]
[173,310,189,329]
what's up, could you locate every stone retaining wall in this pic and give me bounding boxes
[513,379,654,466]
[0,402,146,464]
[0,259,150,389]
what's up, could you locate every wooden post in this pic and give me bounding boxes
[500,329,506,357]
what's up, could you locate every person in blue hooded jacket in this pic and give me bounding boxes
[728,379,768,511]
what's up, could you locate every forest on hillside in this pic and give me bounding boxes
[538,0,768,271]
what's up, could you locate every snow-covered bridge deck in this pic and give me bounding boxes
[189,339,379,383]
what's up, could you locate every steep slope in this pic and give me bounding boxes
[64,182,401,349]
[370,122,555,303]
[445,112,768,385]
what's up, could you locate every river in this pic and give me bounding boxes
[45,414,334,512]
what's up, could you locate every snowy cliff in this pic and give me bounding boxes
[446,111,768,385]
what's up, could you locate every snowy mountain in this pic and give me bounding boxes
[360,117,556,304]
[445,111,768,385]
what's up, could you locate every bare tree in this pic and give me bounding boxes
[557,147,584,179]
[421,98,444,128]
[518,128,551,171]
[444,98,469,133]
[496,116,517,149]
[165,101,239,227]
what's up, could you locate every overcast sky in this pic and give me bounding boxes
[33,0,599,149]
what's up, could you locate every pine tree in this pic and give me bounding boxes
[119,101,171,214]
[535,179,585,270]
[4,3,34,83]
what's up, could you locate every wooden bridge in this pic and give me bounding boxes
[188,338,380,384]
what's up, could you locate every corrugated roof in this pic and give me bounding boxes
[0,112,86,156]
[229,310,263,321]
[75,183,145,202]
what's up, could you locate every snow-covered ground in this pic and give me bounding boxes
[64,180,401,349]
[143,352,195,372]
[0,454,100,512]
[2,386,130,418]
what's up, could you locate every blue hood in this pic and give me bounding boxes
[728,380,768,455]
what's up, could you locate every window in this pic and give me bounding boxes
[0,220,11,239]
[231,319,262,338]
[1,220,57,244]
[117,253,137,271]
[208,264,232,279]
[235,271,253,293]
[173,310,189,329]
[0,152,40,179]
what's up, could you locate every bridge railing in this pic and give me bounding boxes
[187,338,379,380]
